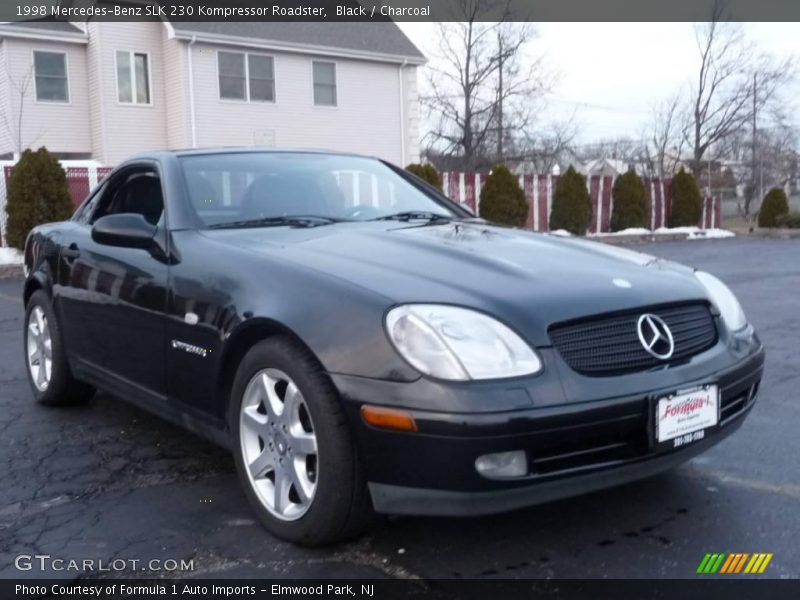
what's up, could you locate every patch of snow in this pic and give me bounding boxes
[590,227,651,237]
[653,227,735,239]
[654,226,694,234]
[0,247,23,265]
[547,229,573,237]
[686,228,736,240]
[58,159,105,168]
[589,226,735,240]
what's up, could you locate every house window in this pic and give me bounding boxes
[218,52,246,100]
[33,51,69,102]
[312,61,337,106]
[248,54,275,102]
[116,51,150,104]
[218,51,275,102]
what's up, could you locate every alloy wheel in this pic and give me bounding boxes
[26,306,52,392]
[239,368,319,521]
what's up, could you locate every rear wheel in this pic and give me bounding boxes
[230,336,373,546]
[24,290,95,406]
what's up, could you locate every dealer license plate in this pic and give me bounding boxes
[655,385,719,447]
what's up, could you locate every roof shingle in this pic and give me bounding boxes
[3,20,84,34]
[171,21,424,61]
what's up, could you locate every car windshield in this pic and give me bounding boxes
[179,152,458,228]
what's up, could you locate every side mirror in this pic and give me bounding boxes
[92,213,157,249]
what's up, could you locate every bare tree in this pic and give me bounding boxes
[1,63,36,156]
[510,118,577,174]
[423,0,545,170]
[685,1,794,198]
[755,111,799,191]
[490,22,550,161]
[641,94,686,179]
[709,104,798,215]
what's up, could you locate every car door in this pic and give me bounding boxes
[56,163,169,397]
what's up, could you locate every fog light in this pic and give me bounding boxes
[475,450,528,479]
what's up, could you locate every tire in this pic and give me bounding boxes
[230,336,373,546]
[24,290,95,406]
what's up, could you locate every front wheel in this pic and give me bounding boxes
[24,290,95,406]
[230,336,373,546]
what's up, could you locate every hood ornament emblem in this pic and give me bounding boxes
[637,314,675,360]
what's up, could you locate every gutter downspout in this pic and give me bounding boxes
[95,23,109,164]
[398,59,407,165]
[187,35,197,148]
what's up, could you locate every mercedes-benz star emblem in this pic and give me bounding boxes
[637,313,675,360]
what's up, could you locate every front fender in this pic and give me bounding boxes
[23,229,59,304]
[220,256,420,382]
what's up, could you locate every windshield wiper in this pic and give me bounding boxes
[371,211,453,223]
[208,215,343,230]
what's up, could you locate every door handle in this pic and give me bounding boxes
[62,243,80,261]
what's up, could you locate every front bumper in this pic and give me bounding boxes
[332,342,765,516]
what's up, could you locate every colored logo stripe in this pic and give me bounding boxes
[697,553,713,573]
[719,554,739,573]
[734,553,750,573]
[699,553,773,574]
[697,553,727,573]
[719,554,736,573]
[720,553,749,573]
[744,553,774,574]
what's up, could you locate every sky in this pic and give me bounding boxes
[397,22,800,145]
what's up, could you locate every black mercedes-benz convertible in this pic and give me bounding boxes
[22,149,764,545]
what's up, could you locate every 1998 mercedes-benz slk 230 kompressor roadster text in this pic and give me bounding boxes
[22,150,764,545]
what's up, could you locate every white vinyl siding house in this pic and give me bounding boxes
[0,28,92,159]
[85,21,168,164]
[162,28,189,151]
[0,42,6,155]
[0,20,424,165]
[186,43,412,163]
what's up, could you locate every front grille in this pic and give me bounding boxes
[523,402,650,476]
[721,382,758,422]
[522,375,760,478]
[549,302,717,376]
[530,428,649,475]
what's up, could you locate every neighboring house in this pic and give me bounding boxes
[581,158,629,177]
[0,19,424,165]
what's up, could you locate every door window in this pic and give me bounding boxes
[73,181,107,225]
[91,169,164,226]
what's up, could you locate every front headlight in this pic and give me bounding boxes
[695,271,748,332]
[385,304,542,380]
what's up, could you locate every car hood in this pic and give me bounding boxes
[204,221,710,346]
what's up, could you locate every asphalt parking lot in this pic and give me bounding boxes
[1,237,798,580]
